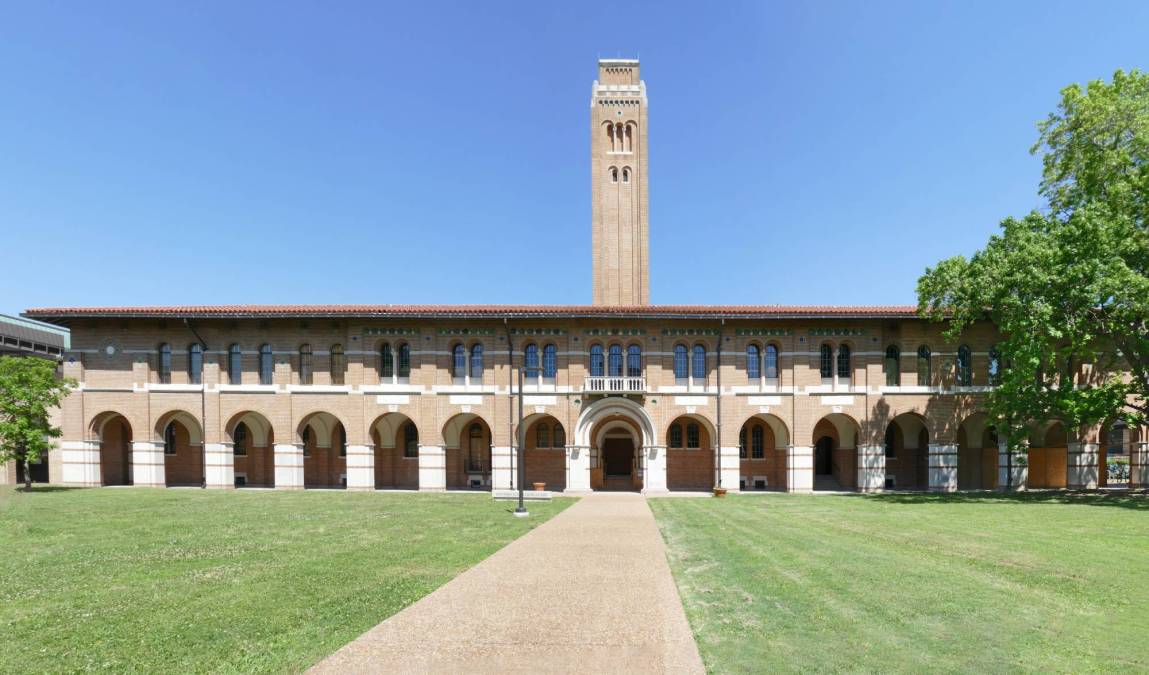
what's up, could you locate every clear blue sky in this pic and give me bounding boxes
[3,1,1147,314]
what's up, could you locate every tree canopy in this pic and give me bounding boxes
[0,356,75,489]
[918,69,1149,446]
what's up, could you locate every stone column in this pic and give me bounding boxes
[997,439,1027,491]
[273,443,304,490]
[490,445,514,491]
[787,445,813,493]
[61,440,102,487]
[203,442,235,489]
[565,445,592,493]
[718,446,741,492]
[418,444,446,491]
[856,444,885,492]
[1067,442,1100,489]
[345,444,374,491]
[129,441,166,487]
[641,445,668,494]
[928,443,958,492]
[1132,442,1149,489]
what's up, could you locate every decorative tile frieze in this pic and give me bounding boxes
[736,328,793,337]
[808,328,865,337]
[364,327,420,336]
[661,328,720,336]
[510,328,567,336]
[586,328,646,336]
[437,328,496,336]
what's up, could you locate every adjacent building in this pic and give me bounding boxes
[11,60,1146,493]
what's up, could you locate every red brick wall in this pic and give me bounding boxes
[667,418,713,490]
[447,422,491,489]
[165,421,202,486]
[234,443,274,487]
[100,418,132,486]
[524,449,565,491]
[303,425,347,487]
[739,421,784,490]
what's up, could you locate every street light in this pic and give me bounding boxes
[513,360,536,518]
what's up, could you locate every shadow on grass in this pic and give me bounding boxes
[854,489,1149,510]
[9,485,87,495]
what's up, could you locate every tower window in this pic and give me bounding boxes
[610,167,618,183]
[622,167,630,183]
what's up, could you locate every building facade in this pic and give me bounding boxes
[12,60,1148,493]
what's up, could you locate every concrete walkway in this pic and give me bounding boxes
[310,493,704,674]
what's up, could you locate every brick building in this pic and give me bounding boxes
[10,59,1147,493]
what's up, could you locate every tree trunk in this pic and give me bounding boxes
[23,458,32,490]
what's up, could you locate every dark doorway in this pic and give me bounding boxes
[16,455,49,484]
[815,436,834,475]
[603,437,634,477]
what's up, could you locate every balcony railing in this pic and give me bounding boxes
[584,375,647,393]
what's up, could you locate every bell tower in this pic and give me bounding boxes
[591,59,649,306]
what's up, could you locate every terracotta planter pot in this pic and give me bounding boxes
[532,482,546,492]
[713,487,728,497]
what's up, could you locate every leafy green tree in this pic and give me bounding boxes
[918,69,1149,451]
[0,356,75,490]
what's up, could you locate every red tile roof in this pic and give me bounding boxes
[24,304,923,325]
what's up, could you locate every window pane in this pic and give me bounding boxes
[159,344,172,384]
[228,345,242,384]
[692,345,706,380]
[988,345,1000,385]
[188,344,203,385]
[525,344,539,376]
[608,344,623,377]
[259,344,273,385]
[765,345,779,381]
[687,423,700,449]
[627,345,642,377]
[470,344,484,379]
[917,345,931,387]
[330,344,344,385]
[820,344,833,379]
[752,426,764,459]
[590,345,604,377]
[837,344,851,379]
[669,424,682,448]
[747,345,760,381]
[453,344,466,378]
[885,346,900,387]
[553,424,565,447]
[398,343,411,378]
[381,343,394,379]
[234,423,247,456]
[739,428,747,459]
[299,345,312,385]
[536,423,549,448]
[674,345,688,379]
[957,345,972,386]
[543,344,557,379]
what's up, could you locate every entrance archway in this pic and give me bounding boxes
[957,413,997,490]
[574,397,656,492]
[226,411,274,488]
[298,411,347,488]
[885,413,930,490]
[738,414,789,491]
[371,413,419,490]
[1028,422,1068,489]
[155,411,203,487]
[666,414,715,491]
[92,412,132,486]
[520,414,567,492]
[812,413,859,491]
[443,413,492,490]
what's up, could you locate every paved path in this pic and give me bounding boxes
[310,493,705,674]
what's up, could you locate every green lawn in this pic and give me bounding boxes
[0,487,571,673]
[650,491,1149,673]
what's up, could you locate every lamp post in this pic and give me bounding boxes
[513,361,531,517]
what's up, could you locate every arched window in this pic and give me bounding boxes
[158,343,172,384]
[553,424,566,447]
[692,345,707,381]
[452,344,466,381]
[380,343,394,379]
[956,345,972,386]
[227,344,242,385]
[837,344,851,381]
[673,344,688,381]
[625,123,634,152]
[536,422,550,449]
[525,343,539,377]
[543,344,557,381]
[606,123,615,151]
[622,167,630,183]
[163,423,177,455]
[917,345,931,386]
[747,344,761,382]
[988,345,1001,386]
[669,424,683,448]
[234,422,248,456]
[686,423,701,449]
[589,344,605,377]
[299,344,313,385]
[608,344,623,377]
[259,344,273,385]
[627,344,642,377]
[610,167,619,183]
[765,344,779,383]
[751,426,764,459]
[330,344,345,385]
[397,343,411,380]
[819,344,833,380]
[470,344,484,380]
[188,344,203,385]
[403,422,419,458]
[884,345,900,387]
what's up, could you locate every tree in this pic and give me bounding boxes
[0,356,76,490]
[918,69,1149,451]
